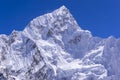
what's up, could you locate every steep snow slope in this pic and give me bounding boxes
[0,6,120,80]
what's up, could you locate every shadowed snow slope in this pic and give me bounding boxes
[0,6,120,80]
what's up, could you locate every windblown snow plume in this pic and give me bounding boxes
[0,6,120,80]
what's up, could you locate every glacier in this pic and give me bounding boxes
[0,6,120,80]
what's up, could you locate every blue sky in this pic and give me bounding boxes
[0,0,120,38]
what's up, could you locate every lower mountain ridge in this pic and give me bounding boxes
[0,6,120,80]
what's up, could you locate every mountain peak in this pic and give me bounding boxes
[57,5,69,13]
[60,5,67,9]
[0,6,120,80]
[24,5,81,40]
[59,5,68,10]
[54,5,73,18]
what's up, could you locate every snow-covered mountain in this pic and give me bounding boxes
[0,6,120,80]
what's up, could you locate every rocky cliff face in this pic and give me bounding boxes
[0,6,120,80]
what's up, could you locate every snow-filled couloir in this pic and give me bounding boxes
[0,6,120,80]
